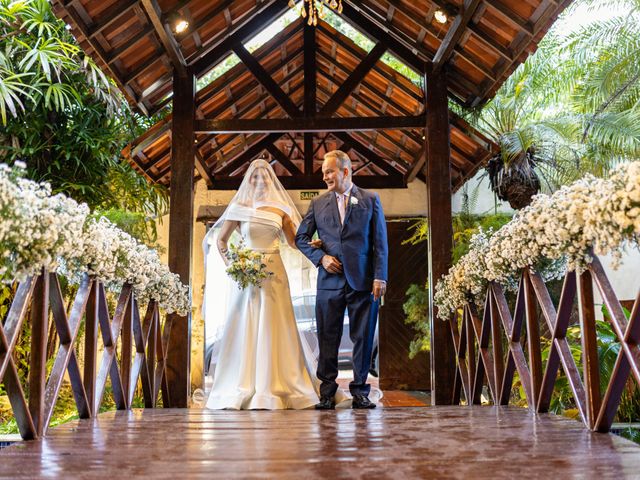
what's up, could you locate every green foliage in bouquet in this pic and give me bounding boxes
[225,241,273,289]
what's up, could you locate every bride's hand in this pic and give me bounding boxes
[308,239,323,249]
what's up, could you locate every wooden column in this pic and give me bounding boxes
[425,64,456,405]
[29,272,49,435]
[165,69,195,408]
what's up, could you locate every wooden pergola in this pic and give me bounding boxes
[52,0,573,408]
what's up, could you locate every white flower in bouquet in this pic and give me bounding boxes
[0,163,191,316]
[225,240,273,289]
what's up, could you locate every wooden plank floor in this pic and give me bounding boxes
[2,405,640,479]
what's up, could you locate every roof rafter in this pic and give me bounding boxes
[433,0,484,73]
[140,0,187,77]
[339,2,425,74]
[232,42,301,118]
[334,131,404,179]
[319,41,387,117]
[191,1,289,76]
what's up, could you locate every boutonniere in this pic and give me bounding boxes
[350,196,358,205]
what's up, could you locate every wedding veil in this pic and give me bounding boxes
[201,159,307,378]
[208,159,301,236]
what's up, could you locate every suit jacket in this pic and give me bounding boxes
[295,185,388,291]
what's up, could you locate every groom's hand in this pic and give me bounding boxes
[321,255,343,274]
[372,279,386,301]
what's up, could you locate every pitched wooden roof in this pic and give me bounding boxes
[119,18,496,190]
[52,0,572,189]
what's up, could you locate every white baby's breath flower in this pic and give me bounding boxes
[435,161,640,320]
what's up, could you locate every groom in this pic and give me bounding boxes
[296,150,388,410]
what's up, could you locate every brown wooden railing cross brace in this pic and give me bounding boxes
[94,282,128,411]
[41,273,93,433]
[0,278,37,439]
[590,257,640,431]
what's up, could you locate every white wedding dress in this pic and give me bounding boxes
[206,209,321,410]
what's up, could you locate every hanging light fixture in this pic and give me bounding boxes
[289,0,343,26]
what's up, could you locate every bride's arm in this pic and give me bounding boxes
[217,220,239,265]
[282,214,298,249]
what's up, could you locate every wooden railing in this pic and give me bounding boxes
[0,271,171,440]
[449,255,640,432]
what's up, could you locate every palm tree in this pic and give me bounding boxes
[467,0,640,209]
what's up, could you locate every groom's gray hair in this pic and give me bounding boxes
[325,150,352,173]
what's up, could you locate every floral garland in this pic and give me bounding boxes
[0,163,190,315]
[434,161,640,320]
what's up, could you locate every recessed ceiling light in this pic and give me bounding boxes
[174,19,189,34]
[434,9,448,24]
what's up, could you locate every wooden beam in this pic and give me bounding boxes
[406,144,426,183]
[217,133,283,176]
[315,29,423,103]
[52,2,141,109]
[173,0,233,46]
[334,131,404,179]
[233,43,301,118]
[210,175,406,190]
[195,149,213,187]
[304,133,314,176]
[432,0,483,72]
[319,42,387,116]
[304,22,317,117]
[196,115,426,133]
[425,65,456,405]
[265,143,303,175]
[140,0,187,77]
[340,2,425,74]
[483,0,534,36]
[191,1,289,75]
[87,0,138,39]
[165,69,195,408]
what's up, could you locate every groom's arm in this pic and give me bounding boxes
[372,193,388,283]
[295,199,325,267]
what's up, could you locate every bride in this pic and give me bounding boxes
[203,159,329,409]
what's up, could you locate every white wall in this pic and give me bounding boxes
[592,247,640,319]
[451,171,513,215]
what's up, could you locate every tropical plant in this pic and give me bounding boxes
[402,283,430,359]
[0,0,168,244]
[401,188,512,358]
[465,0,640,209]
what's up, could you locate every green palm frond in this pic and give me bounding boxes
[42,81,80,110]
[0,68,35,124]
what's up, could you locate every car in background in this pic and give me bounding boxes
[205,292,379,377]
[291,291,379,374]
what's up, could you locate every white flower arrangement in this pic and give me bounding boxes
[0,163,190,316]
[434,161,640,320]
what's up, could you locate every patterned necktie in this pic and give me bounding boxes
[338,193,348,224]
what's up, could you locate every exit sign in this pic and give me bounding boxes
[300,191,319,200]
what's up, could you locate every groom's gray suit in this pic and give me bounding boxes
[296,184,388,398]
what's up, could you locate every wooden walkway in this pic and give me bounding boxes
[2,403,640,479]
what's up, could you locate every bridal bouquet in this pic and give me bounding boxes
[225,240,272,289]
